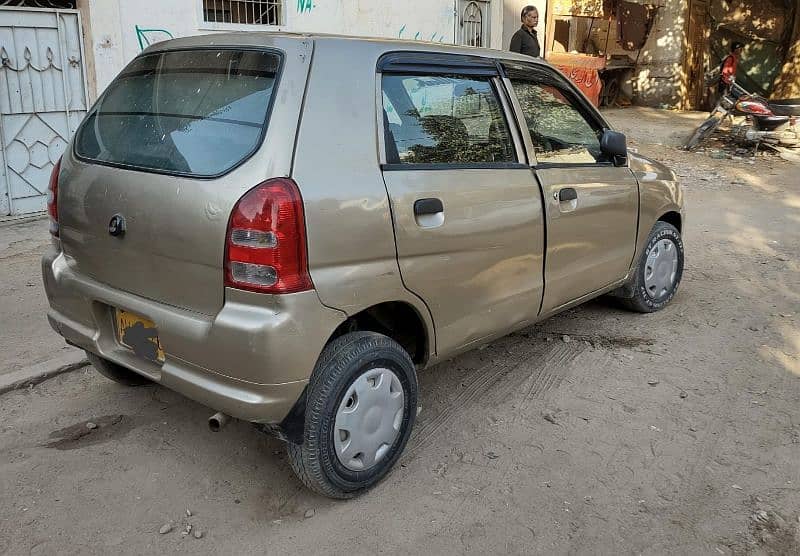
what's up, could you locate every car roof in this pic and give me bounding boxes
[144,31,548,67]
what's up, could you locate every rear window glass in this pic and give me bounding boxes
[75,49,280,177]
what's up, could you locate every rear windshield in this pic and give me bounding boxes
[75,49,281,177]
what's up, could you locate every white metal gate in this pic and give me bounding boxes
[458,0,490,48]
[0,7,88,216]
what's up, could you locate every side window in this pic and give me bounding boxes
[382,92,402,126]
[509,79,604,164]
[381,74,515,165]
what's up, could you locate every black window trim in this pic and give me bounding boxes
[534,161,614,169]
[493,72,531,166]
[72,45,284,180]
[500,60,617,169]
[381,162,530,172]
[377,51,500,76]
[378,52,522,170]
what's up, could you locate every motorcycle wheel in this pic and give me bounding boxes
[685,116,723,150]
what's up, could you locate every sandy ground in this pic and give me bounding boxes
[1,108,799,555]
[0,218,81,378]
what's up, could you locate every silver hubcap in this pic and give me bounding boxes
[334,368,405,471]
[644,239,679,299]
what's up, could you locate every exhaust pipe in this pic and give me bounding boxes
[208,412,231,432]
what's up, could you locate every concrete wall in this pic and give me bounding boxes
[80,0,506,99]
[630,0,792,106]
[536,0,687,107]
[626,0,687,107]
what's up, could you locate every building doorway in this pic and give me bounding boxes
[459,0,491,47]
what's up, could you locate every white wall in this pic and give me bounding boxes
[283,1,456,41]
[84,0,508,97]
[83,0,125,98]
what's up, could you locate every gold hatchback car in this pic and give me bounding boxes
[42,33,684,498]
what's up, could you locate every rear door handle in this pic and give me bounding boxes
[558,188,578,202]
[414,198,444,215]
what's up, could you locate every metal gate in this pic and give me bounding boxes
[459,0,490,48]
[0,7,88,216]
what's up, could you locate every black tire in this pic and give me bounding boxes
[86,351,151,386]
[286,331,418,499]
[685,116,722,150]
[601,75,620,107]
[620,222,684,313]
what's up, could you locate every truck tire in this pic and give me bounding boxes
[287,331,418,499]
[86,351,151,386]
[620,221,684,313]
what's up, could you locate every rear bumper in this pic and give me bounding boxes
[42,245,346,423]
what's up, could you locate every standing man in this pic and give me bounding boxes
[510,5,541,58]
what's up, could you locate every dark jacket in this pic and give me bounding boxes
[510,26,540,58]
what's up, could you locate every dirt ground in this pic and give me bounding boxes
[1,108,799,555]
[0,218,81,377]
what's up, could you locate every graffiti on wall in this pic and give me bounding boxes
[297,0,314,14]
[135,25,174,51]
[398,25,446,42]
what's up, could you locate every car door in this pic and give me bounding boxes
[502,62,639,315]
[379,53,545,355]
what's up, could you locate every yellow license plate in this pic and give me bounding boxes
[115,309,165,364]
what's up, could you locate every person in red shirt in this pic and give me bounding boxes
[718,41,744,95]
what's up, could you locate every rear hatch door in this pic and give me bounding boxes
[58,39,310,315]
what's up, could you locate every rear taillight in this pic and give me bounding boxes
[224,178,312,294]
[47,157,61,237]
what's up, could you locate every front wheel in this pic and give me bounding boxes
[286,331,418,499]
[620,222,684,313]
[685,115,722,150]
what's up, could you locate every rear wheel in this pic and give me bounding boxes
[86,352,151,386]
[286,331,418,499]
[601,74,621,107]
[620,222,684,313]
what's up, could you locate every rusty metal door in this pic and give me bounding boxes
[0,7,88,216]
[685,0,709,110]
[459,0,490,47]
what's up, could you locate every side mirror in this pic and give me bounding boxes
[601,129,628,166]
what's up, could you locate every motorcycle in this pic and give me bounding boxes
[685,81,800,151]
